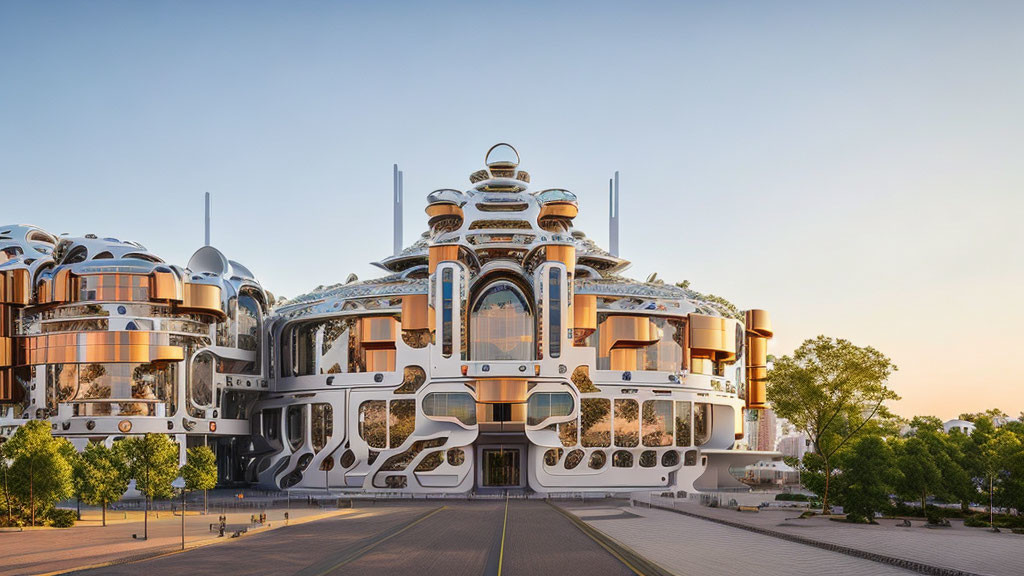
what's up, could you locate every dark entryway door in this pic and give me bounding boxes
[482,448,520,487]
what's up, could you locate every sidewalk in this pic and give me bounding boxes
[620,495,1023,576]
[0,504,350,576]
[561,502,915,576]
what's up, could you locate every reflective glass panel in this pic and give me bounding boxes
[642,400,673,447]
[580,398,611,447]
[470,281,533,361]
[614,399,639,447]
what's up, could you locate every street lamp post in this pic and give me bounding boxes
[172,477,186,550]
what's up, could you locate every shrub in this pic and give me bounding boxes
[925,507,947,526]
[47,508,77,528]
[776,493,811,502]
[963,515,989,528]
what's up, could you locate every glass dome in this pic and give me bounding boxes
[426,189,467,206]
[536,189,578,205]
[485,143,520,167]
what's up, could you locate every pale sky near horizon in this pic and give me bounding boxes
[2,2,1021,420]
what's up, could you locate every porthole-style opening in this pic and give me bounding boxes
[588,451,607,470]
[661,450,680,467]
[543,448,563,467]
[340,450,356,468]
[612,450,633,468]
[446,448,465,466]
[684,449,697,466]
[564,449,584,470]
[639,450,657,468]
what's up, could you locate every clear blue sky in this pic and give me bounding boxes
[2,1,1022,419]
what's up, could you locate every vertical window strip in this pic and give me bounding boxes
[549,268,561,358]
[442,268,453,358]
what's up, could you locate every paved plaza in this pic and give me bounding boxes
[2,497,1022,575]
[570,496,1024,576]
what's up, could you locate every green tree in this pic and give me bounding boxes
[75,442,129,526]
[180,446,217,515]
[117,434,179,540]
[0,454,14,526]
[3,421,75,526]
[836,435,899,522]
[895,436,942,517]
[767,336,899,512]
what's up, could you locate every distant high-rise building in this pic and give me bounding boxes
[778,433,810,461]
[756,408,777,452]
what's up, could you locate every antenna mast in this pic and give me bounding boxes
[204,192,211,247]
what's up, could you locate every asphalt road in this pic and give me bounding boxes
[72,500,636,576]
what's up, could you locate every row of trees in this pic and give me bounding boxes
[770,336,1024,524]
[1,421,217,530]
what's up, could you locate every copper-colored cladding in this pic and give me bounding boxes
[538,202,579,220]
[469,169,490,184]
[744,309,772,410]
[599,316,659,352]
[0,269,30,305]
[52,268,72,303]
[73,274,150,302]
[0,369,12,403]
[365,349,396,372]
[475,379,528,403]
[19,331,185,365]
[573,294,597,344]
[428,245,460,273]
[180,283,222,315]
[425,203,464,225]
[36,278,51,304]
[0,337,11,366]
[359,317,397,372]
[689,314,738,362]
[359,317,398,346]
[546,245,576,270]
[0,269,30,402]
[149,270,180,301]
[400,294,429,331]
[476,401,527,423]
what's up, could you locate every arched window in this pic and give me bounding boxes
[470,281,534,361]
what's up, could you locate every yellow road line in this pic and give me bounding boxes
[497,492,509,576]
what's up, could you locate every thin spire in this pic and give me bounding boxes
[204,192,211,247]
[609,172,620,256]
[393,165,404,255]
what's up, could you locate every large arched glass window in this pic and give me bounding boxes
[470,281,534,361]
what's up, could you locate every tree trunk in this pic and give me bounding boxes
[29,466,35,527]
[922,490,927,519]
[102,501,107,527]
[3,464,11,525]
[821,455,831,514]
[204,489,208,516]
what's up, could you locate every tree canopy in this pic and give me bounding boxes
[2,420,76,526]
[768,335,899,511]
[75,442,130,526]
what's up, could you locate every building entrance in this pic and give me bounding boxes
[480,448,521,487]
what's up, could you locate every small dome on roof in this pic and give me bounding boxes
[485,143,519,168]
[536,189,578,205]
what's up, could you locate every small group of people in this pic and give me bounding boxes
[249,512,267,525]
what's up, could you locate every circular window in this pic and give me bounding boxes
[564,449,584,470]
[661,450,680,467]
[588,451,607,470]
[639,450,657,468]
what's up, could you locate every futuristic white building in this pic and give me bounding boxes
[0,144,775,494]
